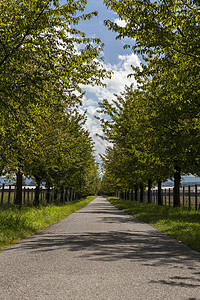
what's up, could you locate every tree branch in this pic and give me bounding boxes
[0,2,50,67]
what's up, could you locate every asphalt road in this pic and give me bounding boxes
[0,196,200,300]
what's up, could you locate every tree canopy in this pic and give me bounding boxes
[0,0,109,204]
[100,0,200,205]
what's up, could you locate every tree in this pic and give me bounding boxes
[104,0,199,61]
[98,88,147,197]
[102,0,200,206]
[0,0,109,204]
[1,0,108,98]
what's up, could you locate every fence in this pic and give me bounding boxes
[117,185,200,210]
[0,184,78,206]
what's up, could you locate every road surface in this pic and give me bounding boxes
[0,196,200,299]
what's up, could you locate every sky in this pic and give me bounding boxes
[62,0,141,161]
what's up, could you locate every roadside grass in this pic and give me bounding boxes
[107,197,200,253]
[0,196,96,251]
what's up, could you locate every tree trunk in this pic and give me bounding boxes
[66,189,69,201]
[54,187,58,202]
[157,180,162,205]
[140,183,143,202]
[174,165,181,207]
[15,170,23,206]
[71,189,73,201]
[131,189,134,201]
[148,179,152,203]
[135,185,138,201]
[34,177,41,206]
[61,186,64,202]
[46,186,51,203]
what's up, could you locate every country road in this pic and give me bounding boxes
[0,197,200,300]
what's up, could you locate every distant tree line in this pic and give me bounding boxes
[99,0,200,206]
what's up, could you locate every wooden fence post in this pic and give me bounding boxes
[188,185,191,209]
[183,186,185,207]
[195,185,198,211]
[27,188,29,204]
[23,187,26,205]
[1,184,5,205]
[158,181,162,205]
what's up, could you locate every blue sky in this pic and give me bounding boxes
[75,0,134,64]
[62,0,141,160]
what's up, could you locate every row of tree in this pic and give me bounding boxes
[0,0,108,205]
[99,0,200,206]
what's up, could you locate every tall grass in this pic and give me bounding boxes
[107,197,200,253]
[0,196,96,251]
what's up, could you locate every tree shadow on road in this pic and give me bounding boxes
[5,228,200,266]
[3,197,200,291]
[4,227,200,291]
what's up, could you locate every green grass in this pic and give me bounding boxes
[107,197,200,253]
[0,196,96,251]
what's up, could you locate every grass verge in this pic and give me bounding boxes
[0,196,96,251]
[107,196,200,253]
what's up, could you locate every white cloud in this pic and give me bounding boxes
[114,18,127,28]
[82,53,140,104]
[81,53,141,159]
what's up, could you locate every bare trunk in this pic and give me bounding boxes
[131,189,134,201]
[157,180,162,205]
[61,186,64,202]
[34,177,41,206]
[135,185,138,201]
[46,186,51,203]
[148,179,152,203]
[140,183,143,202]
[15,171,23,206]
[174,165,181,207]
